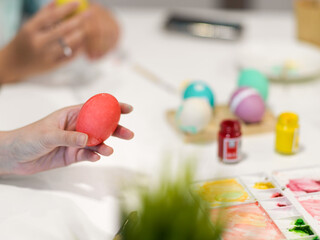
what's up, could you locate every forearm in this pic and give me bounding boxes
[0,127,40,176]
[0,45,20,84]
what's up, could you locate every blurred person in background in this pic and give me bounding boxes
[0,0,120,84]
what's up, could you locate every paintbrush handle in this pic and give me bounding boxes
[113,211,138,240]
[113,235,121,240]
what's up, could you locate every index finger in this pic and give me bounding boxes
[38,9,90,45]
[32,1,80,30]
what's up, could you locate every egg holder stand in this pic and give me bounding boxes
[196,172,320,239]
[167,104,276,143]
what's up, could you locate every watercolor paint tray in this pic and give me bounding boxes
[195,172,320,240]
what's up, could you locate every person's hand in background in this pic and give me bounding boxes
[0,103,134,176]
[84,3,120,60]
[0,1,90,84]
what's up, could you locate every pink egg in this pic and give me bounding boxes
[229,87,265,123]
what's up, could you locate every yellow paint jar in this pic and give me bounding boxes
[275,112,299,154]
[56,0,89,14]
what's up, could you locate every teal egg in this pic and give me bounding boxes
[238,69,269,101]
[183,81,215,108]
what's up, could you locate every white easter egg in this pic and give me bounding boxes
[176,98,212,134]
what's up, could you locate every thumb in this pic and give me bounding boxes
[52,130,88,148]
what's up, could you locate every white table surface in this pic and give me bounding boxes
[1,8,320,239]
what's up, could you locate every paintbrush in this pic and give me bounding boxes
[132,64,178,95]
[113,211,138,240]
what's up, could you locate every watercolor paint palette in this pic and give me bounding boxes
[195,173,320,240]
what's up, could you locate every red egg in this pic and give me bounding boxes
[76,93,121,146]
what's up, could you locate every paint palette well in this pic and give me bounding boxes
[274,167,320,196]
[276,216,316,239]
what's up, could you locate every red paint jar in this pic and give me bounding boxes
[218,120,242,164]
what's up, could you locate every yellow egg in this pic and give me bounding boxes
[56,0,89,14]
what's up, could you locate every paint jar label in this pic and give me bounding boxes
[292,128,299,153]
[223,137,241,163]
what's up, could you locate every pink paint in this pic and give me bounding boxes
[277,203,287,207]
[271,193,283,198]
[299,197,320,225]
[211,203,284,240]
[286,179,320,194]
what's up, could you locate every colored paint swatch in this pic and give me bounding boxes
[275,217,316,238]
[298,195,320,226]
[253,182,276,190]
[197,178,253,207]
[274,168,320,196]
[287,179,320,194]
[211,203,285,240]
[260,198,291,210]
[253,189,283,200]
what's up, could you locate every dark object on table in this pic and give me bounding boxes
[164,14,243,41]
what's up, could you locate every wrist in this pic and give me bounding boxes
[0,131,15,175]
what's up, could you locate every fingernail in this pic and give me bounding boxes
[127,131,134,140]
[121,131,134,140]
[106,148,114,156]
[128,105,134,112]
[77,134,88,147]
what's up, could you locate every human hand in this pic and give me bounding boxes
[0,103,134,175]
[83,4,120,60]
[0,1,90,83]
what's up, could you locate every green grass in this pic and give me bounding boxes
[119,165,225,240]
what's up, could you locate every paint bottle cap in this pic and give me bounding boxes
[219,119,241,135]
[278,112,299,128]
